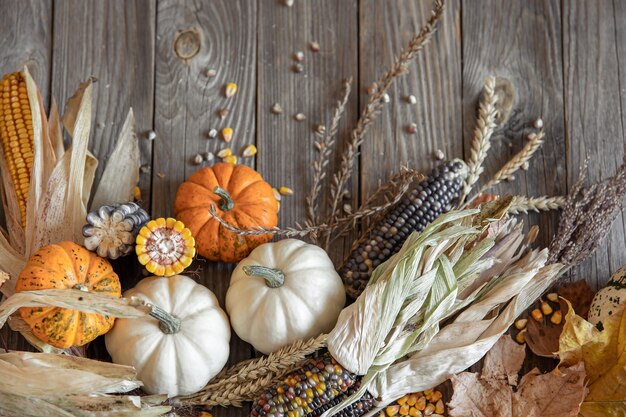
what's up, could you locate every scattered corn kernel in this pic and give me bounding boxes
[515,329,527,344]
[547,292,559,302]
[218,107,230,119]
[223,155,237,164]
[279,186,293,196]
[133,186,141,201]
[221,127,233,142]
[386,405,400,417]
[531,308,543,322]
[515,318,528,330]
[217,148,232,158]
[242,144,257,157]
[541,301,553,315]
[225,82,238,97]
[551,310,563,325]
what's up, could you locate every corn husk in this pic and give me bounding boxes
[0,351,170,417]
[91,109,140,208]
[324,205,564,417]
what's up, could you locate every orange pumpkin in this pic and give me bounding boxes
[16,241,122,348]
[174,163,278,263]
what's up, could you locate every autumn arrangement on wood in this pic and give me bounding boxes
[1,1,626,417]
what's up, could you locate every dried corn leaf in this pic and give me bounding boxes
[0,233,27,297]
[48,97,65,161]
[0,289,150,330]
[91,109,139,209]
[62,78,95,137]
[0,351,170,416]
[24,67,57,256]
[82,150,98,211]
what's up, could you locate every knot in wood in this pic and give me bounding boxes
[174,28,201,60]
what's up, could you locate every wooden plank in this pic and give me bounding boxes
[359,0,463,197]
[562,0,626,287]
[52,0,155,211]
[0,0,53,352]
[153,1,258,403]
[462,0,566,255]
[256,0,359,265]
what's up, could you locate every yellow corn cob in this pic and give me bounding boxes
[0,72,34,227]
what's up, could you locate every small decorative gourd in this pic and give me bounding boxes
[135,217,196,277]
[105,275,230,396]
[83,202,150,259]
[589,264,626,327]
[174,163,278,263]
[226,239,345,354]
[16,241,122,348]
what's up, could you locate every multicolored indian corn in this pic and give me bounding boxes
[0,72,34,227]
[339,159,468,298]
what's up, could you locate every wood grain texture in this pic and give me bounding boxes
[0,0,53,106]
[359,0,463,196]
[153,1,258,402]
[0,0,53,353]
[52,0,155,210]
[462,0,566,251]
[562,0,626,287]
[256,0,359,265]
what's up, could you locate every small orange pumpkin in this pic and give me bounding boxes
[16,241,122,348]
[174,163,278,263]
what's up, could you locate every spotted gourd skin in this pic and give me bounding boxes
[174,163,278,263]
[16,241,122,348]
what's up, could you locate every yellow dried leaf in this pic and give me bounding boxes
[558,300,626,406]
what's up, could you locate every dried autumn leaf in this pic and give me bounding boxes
[449,335,587,417]
[556,280,595,319]
[525,299,569,358]
[558,300,626,414]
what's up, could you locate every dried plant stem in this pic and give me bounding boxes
[478,130,544,195]
[323,0,446,251]
[306,79,353,242]
[176,334,327,407]
[548,157,626,267]
[508,195,566,215]
[459,76,498,204]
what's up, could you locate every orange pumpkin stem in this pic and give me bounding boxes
[213,186,235,211]
[243,265,285,288]
[148,303,182,334]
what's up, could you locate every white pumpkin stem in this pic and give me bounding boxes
[213,186,234,211]
[242,265,285,288]
[148,303,181,334]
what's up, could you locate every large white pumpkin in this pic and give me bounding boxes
[589,264,626,327]
[226,239,345,354]
[105,275,230,396]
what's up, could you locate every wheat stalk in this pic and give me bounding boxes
[176,334,327,407]
[508,195,566,215]
[323,0,446,250]
[459,76,498,204]
[306,79,353,242]
[479,129,544,194]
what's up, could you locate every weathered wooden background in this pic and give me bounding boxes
[1,0,625,414]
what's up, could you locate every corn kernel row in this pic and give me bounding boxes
[0,72,34,227]
[380,390,445,417]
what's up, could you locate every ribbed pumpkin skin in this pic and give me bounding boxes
[174,163,278,263]
[16,241,122,348]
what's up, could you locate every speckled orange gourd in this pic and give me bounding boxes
[0,72,34,227]
[16,241,122,348]
[174,163,278,263]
